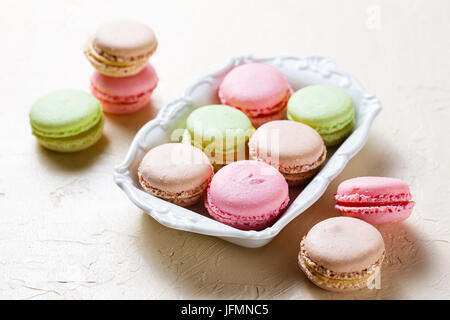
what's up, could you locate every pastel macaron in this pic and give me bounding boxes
[29,89,104,152]
[287,85,355,146]
[90,64,158,114]
[84,20,158,77]
[249,120,326,186]
[218,63,292,128]
[186,105,254,169]
[335,176,415,224]
[298,217,385,292]
[205,160,289,231]
[138,143,214,207]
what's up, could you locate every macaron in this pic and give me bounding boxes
[186,105,255,169]
[138,143,214,207]
[298,217,385,292]
[90,64,158,114]
[205,160,289,231]
[249,120,326,186]
[218,63,292,128]
[287,85,355,146]
[29,89,104,152]
[84,20,158,77]
[335,176,415,224]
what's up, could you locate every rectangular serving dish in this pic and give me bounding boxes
[113,55,382,248]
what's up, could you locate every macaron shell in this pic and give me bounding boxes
[30,89,102,138]
[337,202,414,224]
[35,115,104,152]
[287,85,355,135]
[92,20,157,58]
[206,161,289,221]
[138,143,213,195]
[335,176,412,203]
[219,63,292,111]
[304,217,385,273]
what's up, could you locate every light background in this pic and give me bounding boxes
[1,0,449,299]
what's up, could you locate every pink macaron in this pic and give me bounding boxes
[218,63,292,128]
[335,176,415,224]
[90,63,158,114]
[205,160,289,231]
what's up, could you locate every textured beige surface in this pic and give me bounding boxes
[0,0,449,299]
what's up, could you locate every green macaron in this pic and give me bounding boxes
[30,89,104,152]
[287,85,355,146]
[186,105,254,166]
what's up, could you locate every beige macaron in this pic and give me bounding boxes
[248,120,326,186]
[84,20,158,77]
[298,217,385,292]
[138,143,214,207]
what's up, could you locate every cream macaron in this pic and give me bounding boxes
[84,20,158,77]
[298,217,385,292]
[138,143,214,207]
[249,120,326,186]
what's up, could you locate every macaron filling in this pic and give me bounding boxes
[299,240,383,286]
[85,43,138,67]
[335,191,415,214]
[335,191,413,204]
[91,81,157,105]
[85,40,156,67]
[35,116,104,152]
[336,202,415,214]
[31,106,102,138]
[219,88,291,118]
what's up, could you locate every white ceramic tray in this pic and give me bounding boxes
[113,55,382,248]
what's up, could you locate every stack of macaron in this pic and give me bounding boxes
[85,20,159,114]
[29,19,159,152]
